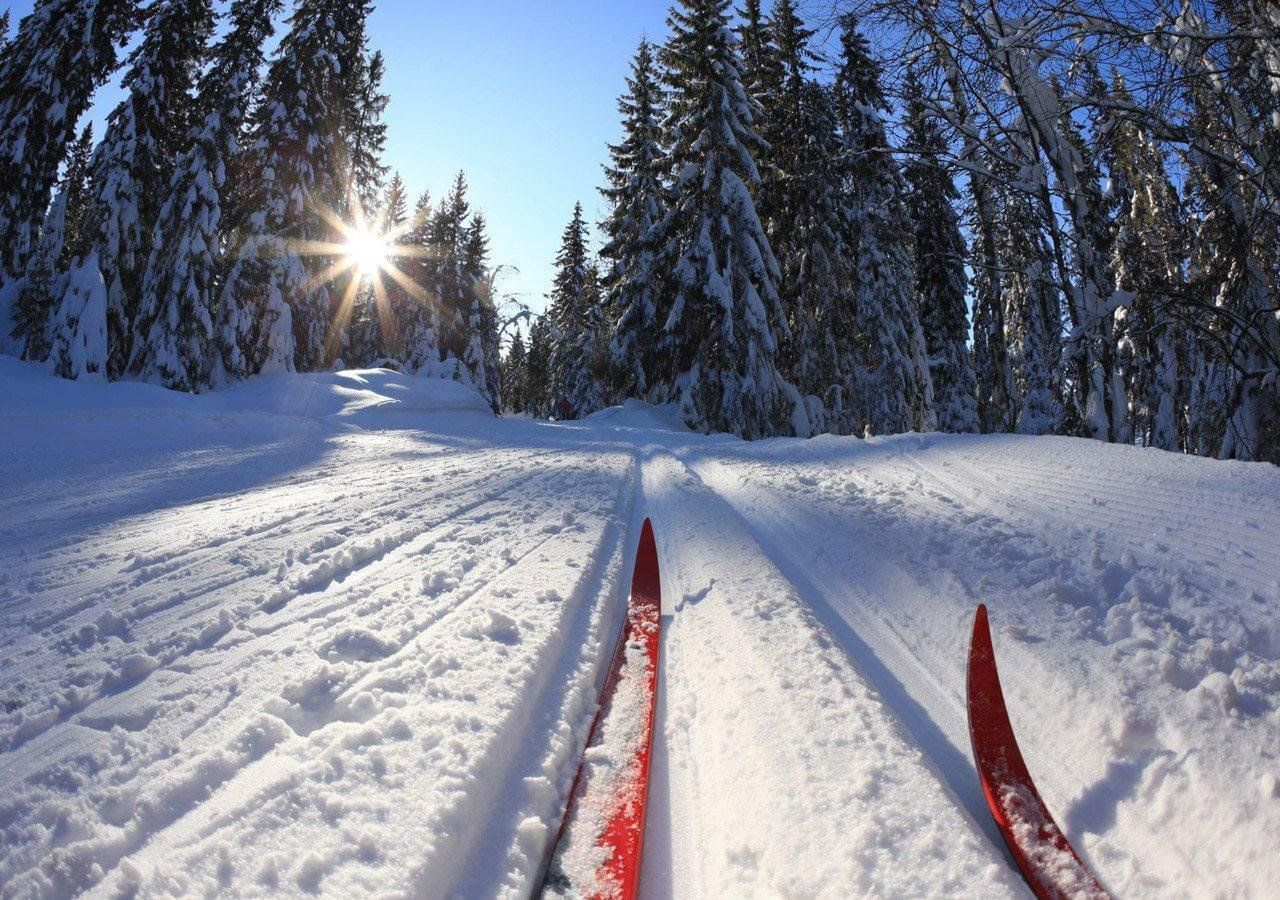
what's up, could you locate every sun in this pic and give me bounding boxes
[345,226,390,277]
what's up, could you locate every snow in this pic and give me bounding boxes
[2,363,1279,897]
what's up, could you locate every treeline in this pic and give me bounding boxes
[0,0,501,409]
[504,0,1278,463]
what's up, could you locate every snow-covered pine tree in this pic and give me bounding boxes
[398,191,445,373]
[503,326,528,413]
[48,254,110,380]
[602,39,668,402]
[428,173,472,373]
[903,67,979,434]
[525,315,554,417]
[10,123,95,361]
[134,0,281,392]
[653,0,803,439]
[0,0,137,282]
[58,126,96,271]
[11,189,70,364]
[754,0,855,434]
[834,15,935,436]
[68,0,214,381]
[1100,74,1191,452]
[220,0,373,377]
[989,134,1063,436]
[736,0,778,97]
[573,262,611,415]
[547,203,600,418]
[461,212,502,410]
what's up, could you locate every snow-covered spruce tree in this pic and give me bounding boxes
[398,191,445,373]
[133,0,281,392]
[573,262,611,415]
[525,315,554,417]
[903,68,979,434]
[461,213,502,410]
[67,0,214,381]
[47,254,111,380]
[503,326,528,413]
[602,39,668,402]
[653,0,804,439]
[11,190,71,364]
[220,0,373,378]
[0,0,137,282]
[428,173,473,373]
[989,134,1063,437]
[736,0,778,97]
[1099,74,1190,452]
[10,123,95,361]
[754,1,857,434]
[834,16,934,436]
[547,203,604,418]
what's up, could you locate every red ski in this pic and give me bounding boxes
[967,604,1110,900]
[542,518,662,899]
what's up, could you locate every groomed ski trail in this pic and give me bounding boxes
[637,450,1022,897]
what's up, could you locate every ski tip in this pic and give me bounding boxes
[970,604,991,661]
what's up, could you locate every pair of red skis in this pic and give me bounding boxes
[540,521,1109,899]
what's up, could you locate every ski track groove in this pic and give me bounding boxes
[0,452,560,755]
[640,450,1021,898]
[2,444,634,897]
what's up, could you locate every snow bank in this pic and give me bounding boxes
[222,368,495,423]
[0,357,494,425]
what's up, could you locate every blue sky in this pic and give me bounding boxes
[3,0,673,315]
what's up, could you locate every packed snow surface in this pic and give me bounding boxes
[1,359,1278,897]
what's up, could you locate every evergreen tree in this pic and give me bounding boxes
[903,68,979,434]
[736,0,778,96]
[989,138,1063,436]
[754,0,855,433]
[653,0,803,439]
[58,125,96,271]
[383,173,410,236]
[462,212,502,410]
[11,188,70,363]
[525,315,554,417]
[602,39,668,401]
[48,254,110,380]
[10,123,95,360]
[70,0,214,381]
[834,16,935,435]
[0,0,137,281]
[135,0,281,392]
[220,0,374,377]
[341,50,390,223]
[503,327,528,413]
[399,191,444,373]
[547,203,599,418]
[429,172,472,370]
